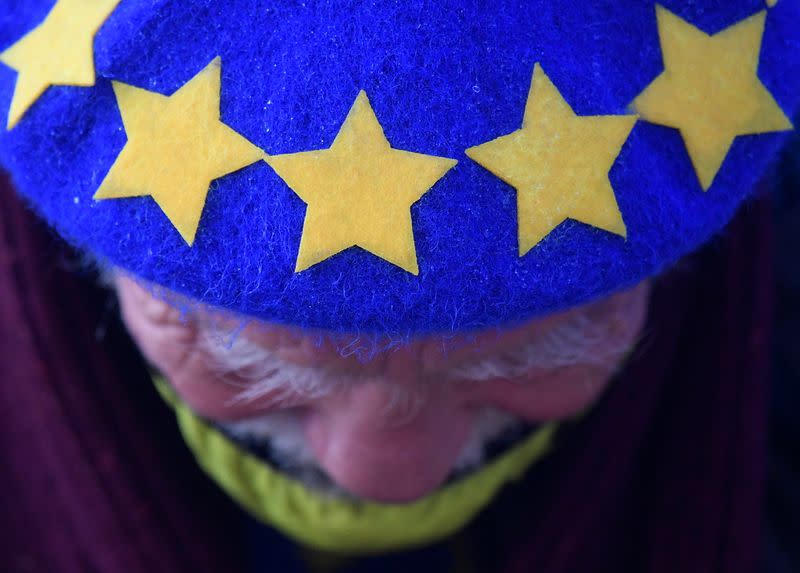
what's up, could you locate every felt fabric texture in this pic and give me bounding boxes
[632,6,793,190]
[94,58,264,245]
[467,63,635,256]
[0,171,776,571]
[154,375,555,555]
[0,0,120,129]
[265,91,457,275]
[0,0,798,335]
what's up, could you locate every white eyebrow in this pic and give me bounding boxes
[202,303,637,406]
[201,329,350,407]
[448,309,636,383]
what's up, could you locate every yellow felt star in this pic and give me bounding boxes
[94,58,264,246]
[632,5,792,190]
[0,0,120,130]
[466,64,636,257]
[265,91,457,275]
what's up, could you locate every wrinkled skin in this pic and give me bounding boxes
[116,275,651,503]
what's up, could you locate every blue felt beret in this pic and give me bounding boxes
[1,0,798,335]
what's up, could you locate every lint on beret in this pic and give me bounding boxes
[0,0,798,335]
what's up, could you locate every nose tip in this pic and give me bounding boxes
[304,381,474,503]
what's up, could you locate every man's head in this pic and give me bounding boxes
[1,0,797,542]
[116,273,650,502]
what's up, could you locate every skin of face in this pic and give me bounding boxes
[115,275,651,503]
